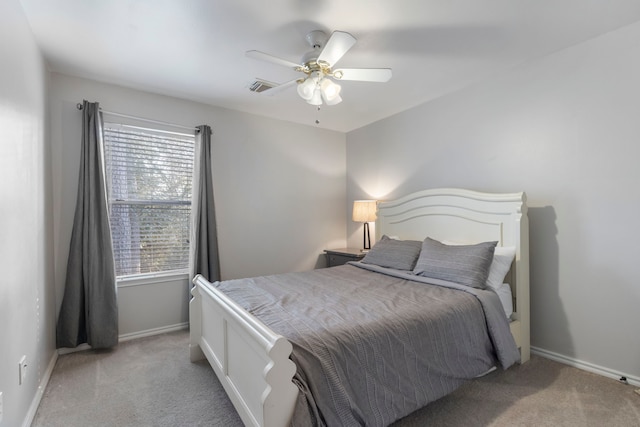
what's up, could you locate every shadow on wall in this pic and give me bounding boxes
[314,253,328,269]
[528,205,573,357]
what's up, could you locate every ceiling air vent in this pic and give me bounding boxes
[248,79,277,93]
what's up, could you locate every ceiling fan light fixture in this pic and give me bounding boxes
[307,88,323,105]
[297,76,316,100]
[323,93,342,106]
[247,29,392,108]
[320,79,342,105]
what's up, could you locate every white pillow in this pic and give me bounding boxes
[486,246,516,291]
[440,240,515,291]
[495,282,514,319]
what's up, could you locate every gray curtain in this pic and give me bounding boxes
[56,100,118,349]
[189,125,221,283]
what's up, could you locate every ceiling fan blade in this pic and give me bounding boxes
[264,78,299,96]
[246,50,302,70]
[332,68,392,82]
[317,31,356,67]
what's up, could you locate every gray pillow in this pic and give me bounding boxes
[413,238,497,288]
[361,235,423,271]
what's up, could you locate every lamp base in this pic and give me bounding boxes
[363,222,371,250]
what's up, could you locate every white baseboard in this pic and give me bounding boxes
[531,346,640,387]
[57,343,92,355]
[57,322,190,356]
[118,322,189,343]
[22,350,58,427]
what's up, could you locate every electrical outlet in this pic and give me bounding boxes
[19,355,27,385]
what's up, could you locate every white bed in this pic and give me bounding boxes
[190,188,529,427]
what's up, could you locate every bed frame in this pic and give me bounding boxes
[190,188,529,427]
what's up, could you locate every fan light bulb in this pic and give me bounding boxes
[297,78,315,100]
[308,88,323,106]
[320,79,342,105]
[323,93,342,106]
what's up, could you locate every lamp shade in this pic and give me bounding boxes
[352,200,377,222]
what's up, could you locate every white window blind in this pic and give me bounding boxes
[103,123,195,277]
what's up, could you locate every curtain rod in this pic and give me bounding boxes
[76,103,198,132]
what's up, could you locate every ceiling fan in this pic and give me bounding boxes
[246,30,392,106]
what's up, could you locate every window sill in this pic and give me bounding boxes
[117,270,189,288]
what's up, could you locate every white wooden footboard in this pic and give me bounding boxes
[190,274,298,427]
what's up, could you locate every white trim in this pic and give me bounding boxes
[58,322,190,355]
[532,346,640,387]
[22,350,58,427]
[57,343,92,355]
[118,322,189,342]
[103,116,196,135]
[117,270,189,288]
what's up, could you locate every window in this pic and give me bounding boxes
[103,123,195,277]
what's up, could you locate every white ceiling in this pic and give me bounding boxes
[20,0,640,132]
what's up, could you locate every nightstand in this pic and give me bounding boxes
[324,248,366,267]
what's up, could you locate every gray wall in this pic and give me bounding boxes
[49,74,347,339]
[0,1,56,426]
[347,20,640,381]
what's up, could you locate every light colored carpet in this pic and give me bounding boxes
[33,330,640,426]
[33,330,243,427]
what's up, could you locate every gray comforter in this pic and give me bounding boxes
[214,262,520,427]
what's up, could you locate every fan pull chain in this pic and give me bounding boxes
[315,106,321,125]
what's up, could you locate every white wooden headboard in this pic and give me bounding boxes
[376,188,530,363]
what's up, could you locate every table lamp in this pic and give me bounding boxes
[352,200,377,251]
